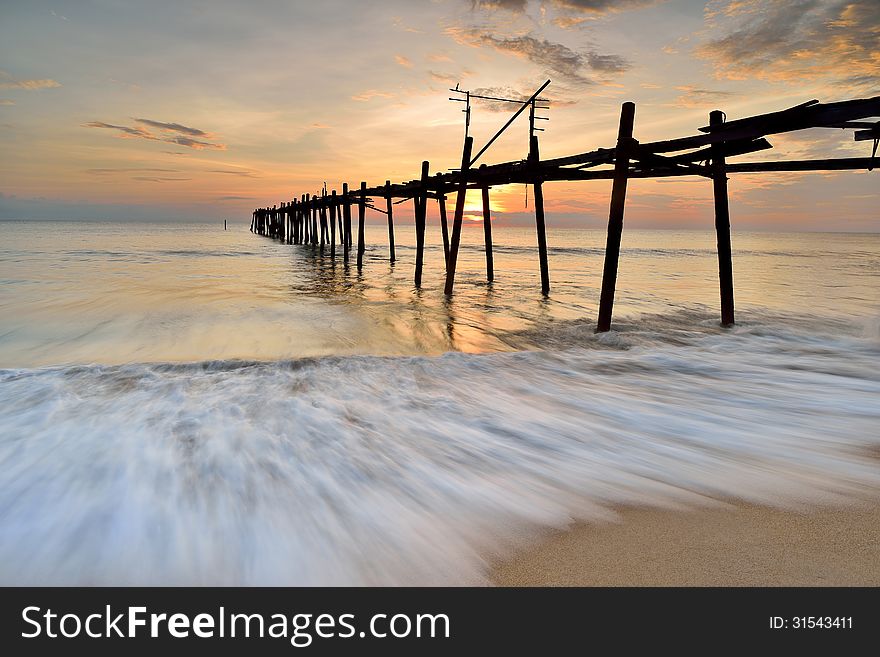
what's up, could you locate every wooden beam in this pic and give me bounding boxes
[597,102,635,333]
[385,180,395,263]
[357,181,366,269]
[415,161,429,287]
[529,135,550,296]
[437,174,449,267]
[481,168,494,283]
[342,184,350,263]
[330,190,337,257]
[710,110,735,327]
[444,137,474,296]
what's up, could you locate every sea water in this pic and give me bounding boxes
[1,221,878,584]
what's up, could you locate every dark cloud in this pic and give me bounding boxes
[696,0,880,92]
[135,118,208,137]
[447,28,630,86]
[472,0,527,10]
[85,120,226,150]
[585,52,629,74]
[472,0,664,14]
[551,0,663,13]
[83,121,155,139]
[165,135,226,150]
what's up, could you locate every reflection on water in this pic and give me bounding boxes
[0,221,877,367]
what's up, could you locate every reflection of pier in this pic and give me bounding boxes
[250,80,879,331]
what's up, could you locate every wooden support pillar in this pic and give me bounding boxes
[330,190,337,257]
[345,186,353,250]
[710,110,735,327]
[302,194,309,244]
[597,101,636,333]
[385,180,395,263]
[437,174,449,267]
[312,193,319,245]
[357,181,366,269]
[480,167,494,283]
[529,135,550,296]
[342,183,351,263]
[338,200,344,245]
[444,137,474,296]
[320,191,329,247]
[414,161,429,287]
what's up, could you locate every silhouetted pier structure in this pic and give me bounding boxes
[250,82,880,331]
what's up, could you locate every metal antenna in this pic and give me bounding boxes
[449,80,551,165]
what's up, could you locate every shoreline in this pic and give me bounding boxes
[489,502,880,586]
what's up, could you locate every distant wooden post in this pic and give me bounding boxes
[414,162,430,287]
[312,193,319,245]
[357,181,366,269]
[342,183,351,263]
[345,188,353,249]
[529,135,550,295]
[444,137,474,296]
[385,180,395,263]
[480,166,494,283]
[320,189,327,249]
[710,110,735,327]
[437,174,449,267]
[336,191,345,246]
[330,190,337,257]
[597,102,636,332]
[302,194,309,244]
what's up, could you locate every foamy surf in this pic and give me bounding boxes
[0,321,878,585]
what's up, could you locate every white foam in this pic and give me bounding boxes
[0,324,878,585]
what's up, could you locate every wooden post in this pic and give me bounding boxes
[330,190,337,257]
[710,110,735,327]
[413,162,428,287]
[312,193,319,245]
[437,174,449,267]
[529,135,550,295]
[345,188,353,249]
[385,180,395,263]
[303,194,309,244]
[480,167,494,283]
[319,189,327,249]
[597,102,636,333]
[357,181,366,269]
[342,183,351,263]
[444,137,473,296]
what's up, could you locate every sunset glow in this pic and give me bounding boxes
[1,1,877,230]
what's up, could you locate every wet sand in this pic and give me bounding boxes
[491,503,880,586]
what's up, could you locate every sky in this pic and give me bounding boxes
[0,0,878,230]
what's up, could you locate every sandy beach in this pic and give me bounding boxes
[491,503,880,586]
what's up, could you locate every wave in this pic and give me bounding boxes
[0,320,878,585]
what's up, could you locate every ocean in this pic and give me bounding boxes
[1,220,878,584]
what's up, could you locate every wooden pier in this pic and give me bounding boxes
[250,84,880,331]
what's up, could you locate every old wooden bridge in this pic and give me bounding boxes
[250,81,879,331]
